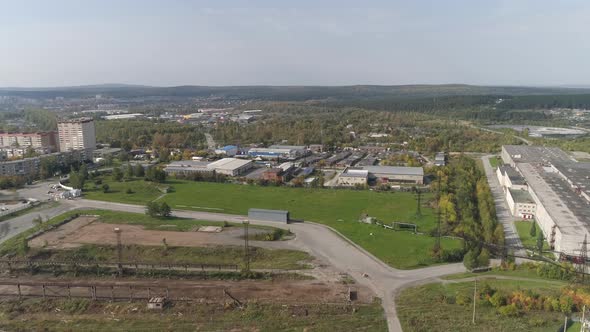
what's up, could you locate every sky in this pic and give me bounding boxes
[1,0,590,87]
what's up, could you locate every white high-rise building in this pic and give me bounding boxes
[58,118,96,158]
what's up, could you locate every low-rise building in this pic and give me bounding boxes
[207,158,253,176]
[163,160,212,175]
[215,145,238,157]
[496,165,527,191]
[506,188,536,219]
[434,152,446,166]
[337,168,369,187]
[262,168,283,182]
[362,166,424,184]
[248,147,301,160]
[165,158,253,177]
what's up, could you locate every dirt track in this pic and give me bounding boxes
[29,216,278,249]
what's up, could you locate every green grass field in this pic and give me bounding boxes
[515,220,550,250]
[488,156,501,168]
[0,299,387,332]
[84,177,463,269]
[84,178,164,204]
[397,279,568,332]
[89,209,273,233]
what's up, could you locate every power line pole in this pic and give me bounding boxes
[472,278,477,325]
[576,235,588,283]
[582,305,586,332]
[243,220,250,272]
[414,187,422,218]
[435,171,442,257]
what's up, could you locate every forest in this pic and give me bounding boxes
[429,156,504,267]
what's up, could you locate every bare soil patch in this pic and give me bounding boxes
[29,216,269,249]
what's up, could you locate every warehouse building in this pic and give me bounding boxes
[207,158,253,176]
[337,168,369,187]
[361,166,424,184]
[164,158,253,177]
[164,160,212,175]
[248,147,301,160]
[214,145,238,157]
[501,145,590,255]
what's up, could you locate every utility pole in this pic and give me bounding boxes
[576,235,588,283]
[414,187,422,218]
[435,171,442,257]
[472,278,477,325]
[243,220,250,272]
[114,228,123,276]
[582,305,586,332]
[564,315,567,332]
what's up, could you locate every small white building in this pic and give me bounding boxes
[506,188,536,219]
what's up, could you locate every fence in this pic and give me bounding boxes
[0,280,176,302]
[0,259,239,273]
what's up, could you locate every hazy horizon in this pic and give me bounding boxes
[2,0,590,87]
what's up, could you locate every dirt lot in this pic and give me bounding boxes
[0,275,373,304]
[29,216,274,249]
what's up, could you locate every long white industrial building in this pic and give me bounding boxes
[501,145,590,256]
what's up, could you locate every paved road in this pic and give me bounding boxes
[1,197,467,331]
[204,133,216,150]
[481,155,526,258]
[476,126,532,145]
[0,202,77,244]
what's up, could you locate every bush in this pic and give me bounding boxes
[498,303,520,317]
[489,292,506,308]
[125,188,134,194]
[537,262,575,280]
[440,248,465,263]
[477,248,490,267]
[527,318,547,327]
[444,295,456,304]
[463,249,479,270]
[456,293,471,306]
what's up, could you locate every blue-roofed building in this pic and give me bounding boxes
[215,145,238,157]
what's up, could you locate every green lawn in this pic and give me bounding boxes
[489,156,501,168]
[0,299,387,332]
[90,209,251,232]
[515,220,550,250]
[397,279,568,332]
[31,244,312,270]
[84,178,165,204]
[84,177,463,269]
